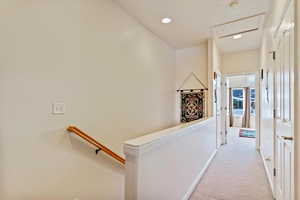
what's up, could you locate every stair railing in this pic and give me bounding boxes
[67,126,125,165]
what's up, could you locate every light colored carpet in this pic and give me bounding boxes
[189,128,274,200]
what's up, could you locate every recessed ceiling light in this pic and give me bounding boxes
[233,34,242,39]
[161,18,172,24]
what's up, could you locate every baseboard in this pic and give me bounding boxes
[260,150,275,196]
[182,149,218,200]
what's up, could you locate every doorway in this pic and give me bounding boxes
[222,74,258,145]
[230,87,256,129]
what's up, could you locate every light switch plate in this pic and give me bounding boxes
[52,103,66,115]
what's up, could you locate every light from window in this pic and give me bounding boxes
[232,89,244,116]
[250,89,256,115]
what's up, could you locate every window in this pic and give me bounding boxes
[232,88,244,116]
[250,88,256,115]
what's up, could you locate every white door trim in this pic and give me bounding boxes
[222,73,260,148]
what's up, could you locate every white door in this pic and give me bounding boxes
[215,72,223,147]
[221,77,228,144]
[274,1,295,199]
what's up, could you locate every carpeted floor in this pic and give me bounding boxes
[189,127,274,200]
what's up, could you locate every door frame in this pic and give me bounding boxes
[214,71,223,148]
[222,72,260,147]
[221,75,228,145]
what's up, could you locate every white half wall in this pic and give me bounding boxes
[124,117,217,200]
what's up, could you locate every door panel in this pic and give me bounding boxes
[221,77,228,144]
[284,141,292,200]
[276,136,284,200]
[275,40,282,119]
[274,0,294,200]
[215,73,222,147]
[283,30,290,121]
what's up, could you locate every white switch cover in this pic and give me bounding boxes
[52,103,66,114]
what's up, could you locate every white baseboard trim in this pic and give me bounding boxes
[260,150,275,196]
[182,149,218,200]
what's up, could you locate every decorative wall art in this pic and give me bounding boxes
[181,91,205,123]
[177,72,208,123]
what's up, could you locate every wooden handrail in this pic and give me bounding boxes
[67,126,125,165]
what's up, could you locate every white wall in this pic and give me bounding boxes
[175,44,208,122]
[295,0,300,199]
[0,0,176,199]
[227,75,256,88]
[211,40,222,73]
[208,39,222,117]
[175,44,208,89]
[221,49,259,75]
[124,118,217,200]
[259,30,275,192]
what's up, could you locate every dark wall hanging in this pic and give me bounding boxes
[181,91,205,123]
[177,72,208,123]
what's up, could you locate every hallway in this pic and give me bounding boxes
[1,0,299,199]
[190,128,273,200]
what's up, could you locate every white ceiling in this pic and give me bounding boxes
[213,13,266,52]
[114,0,271,52]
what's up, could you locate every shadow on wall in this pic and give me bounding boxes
[10,128,126,199]
[41,127,124,174]
[68,133,125,174]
